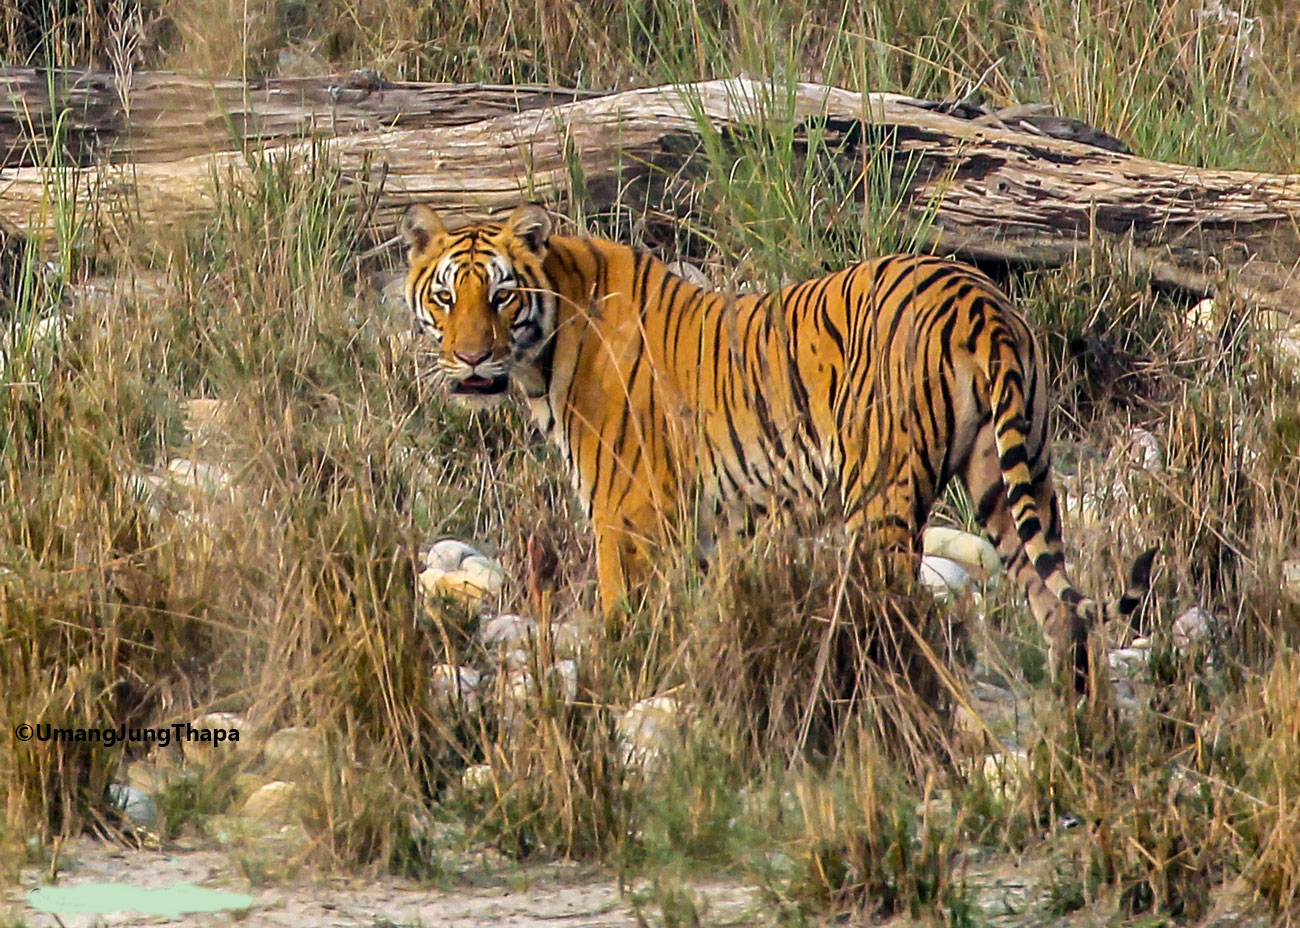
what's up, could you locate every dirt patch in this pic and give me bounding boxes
[4,839,759,928]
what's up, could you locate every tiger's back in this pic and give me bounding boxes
[400,204,1154,690]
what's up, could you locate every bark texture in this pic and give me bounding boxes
[2,68,1298,313]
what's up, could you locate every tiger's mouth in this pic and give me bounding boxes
[451,374,509,396]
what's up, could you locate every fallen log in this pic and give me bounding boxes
[0,67,600,166]
[1,69,1298,314]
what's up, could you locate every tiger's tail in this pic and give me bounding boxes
[983,331,1156,686]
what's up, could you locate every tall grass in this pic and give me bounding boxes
[3,0,1300,923]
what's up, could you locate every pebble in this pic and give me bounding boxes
[616,696,681,770]
[1108,647,1150,677]
[194,711,250,738]
[108,783,157,829]
[549,659,579,705]
[419,540,508,605]
[460,764,494,793]
[165,458,235,497]
[1128,427,1164,472]
[240,780,297,825]
[424,539,482,574]
[979,751,1030,793]
[479,613,539,650]
[182,398,233,445]
[923,526,1002,580]
[263,726,325,776]
[918,555,971,598]
[429,664,482,713]
[184,711,251,764]
[1185,297,1217,333]
[500,648,532,670]
[1172,605,1215,648]
[665,260,712,288]
[1282,560,1300,603]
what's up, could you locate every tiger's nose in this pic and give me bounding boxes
[454,349,491,366]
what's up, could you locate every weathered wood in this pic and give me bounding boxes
[1,71,1298,314]
[0,67,601,166]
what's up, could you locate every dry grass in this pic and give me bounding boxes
[3,1,1300,924]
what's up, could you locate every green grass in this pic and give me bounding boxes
[3,0,1300,924]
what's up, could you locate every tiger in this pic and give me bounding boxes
[399,202,1156,691]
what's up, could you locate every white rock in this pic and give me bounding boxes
[549,659,579,705]
[551,622,586,659]
[1128,428,1164,472]
[666,260,712,288]
[1283,560,1300,603]
[165,458,234,496]
[918,555,971,598]
[424,538,481,574]
[429,664,482,712]
[1063,486,1103,529]
[501,669,536,706]
[980,751,1029,793]
[108,784,157,828]
[184,712,250,762]
[496,669,536,737]
[1185,297,1217,333]
[263,726,324,774]
[182,398,233,444]
[240,780,297,825]
[1108,647,1150,677]
[457,555,508,595]
[26,313,67,344]
[460,764,494,793]
[194,711,250,738]
[479,613,538,650]
[1278,330,1300,369]
[1172,605,1215,648]
[418,542,508,605]
[923,527,1002,580]
[501,648,532,670]
[616,696,681,770]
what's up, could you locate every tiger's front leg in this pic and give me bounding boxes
[591,502,668,627]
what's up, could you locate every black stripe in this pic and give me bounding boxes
[999,444,1029,471]
[1060,588,1084,606]
[975,482,1004,523]
[1006,481,1033,506]
[1016,516,1042,543]
[1033,550,1064,578]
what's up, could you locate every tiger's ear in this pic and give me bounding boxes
[399,204,446,259]
[506,203,552,254]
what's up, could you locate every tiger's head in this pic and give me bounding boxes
[399,203,555,407]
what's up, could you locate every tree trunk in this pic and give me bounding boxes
[2,68,1298,315]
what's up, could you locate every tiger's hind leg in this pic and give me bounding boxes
[962,421,1087,689]
[845,450,932,583]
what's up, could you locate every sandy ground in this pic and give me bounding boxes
[4,837,1278,928]
[4,839,761,928]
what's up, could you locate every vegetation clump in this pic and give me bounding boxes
[3,1,1300,924]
